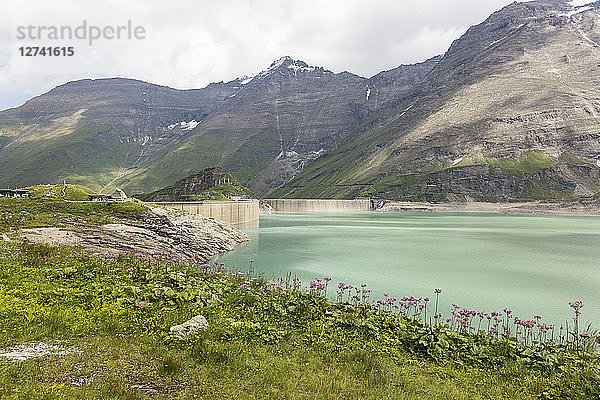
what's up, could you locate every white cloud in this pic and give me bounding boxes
[0,0,515,110]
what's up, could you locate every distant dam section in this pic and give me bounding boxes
[149,199,371,224]
[150,200,259,225]
[264,199,372,212]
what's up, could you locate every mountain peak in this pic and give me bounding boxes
[257,56,323,78]
[229,57,324,87]
[269,56,294,69]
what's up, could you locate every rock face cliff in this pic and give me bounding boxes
[272,0,600,201]
[0,57,437,197]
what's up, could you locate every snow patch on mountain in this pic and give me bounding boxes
[168,120,200,131]
[181,120,199,131]
[288,63,315,74]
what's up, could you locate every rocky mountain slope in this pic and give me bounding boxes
[0,78,237,191]
[0,57,437,197]
[272,0,600,201]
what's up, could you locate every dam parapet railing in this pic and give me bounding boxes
[149,200,260,225]
[264,198,372,213]
[149,199,372,224]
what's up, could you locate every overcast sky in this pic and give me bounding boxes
[0,0,517,111]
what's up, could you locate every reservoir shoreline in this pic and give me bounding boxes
[260,198,599,217]
[377,200,600,217]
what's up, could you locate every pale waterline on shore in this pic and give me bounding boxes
[379,201,600,217]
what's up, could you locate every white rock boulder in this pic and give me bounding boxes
[170,315,209,340]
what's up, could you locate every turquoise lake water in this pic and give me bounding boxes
[217,212,600,328]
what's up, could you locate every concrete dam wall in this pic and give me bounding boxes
[151,200,259,225]
[265,199,372,212]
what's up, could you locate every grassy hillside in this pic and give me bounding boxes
[0,185,145,233]
[25,184,98,201]
[0,242,597,399]
[0,191,597,398]
[0,123,147,192]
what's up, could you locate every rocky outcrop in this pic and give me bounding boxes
[376,165,585,201]
[21,205,249,262]
[259,200,273,214]
[136,167,254,202]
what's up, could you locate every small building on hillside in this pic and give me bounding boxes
[88,194,123,202]
[0,189,32,198]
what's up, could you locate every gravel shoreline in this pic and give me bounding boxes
[377,201,600,217]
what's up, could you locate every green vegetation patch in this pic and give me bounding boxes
[485,150,555,175]
[0,242,597,399]
[354,150,561,200]
[442,150,555,175]
[0,124,122,191]
[358,174,426,198]
[136,168,255,202]
[521,180,575,201]
[0,123,26,137]
[25,184,98,202]
[274,150,560,200]
[225,128,280,185]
